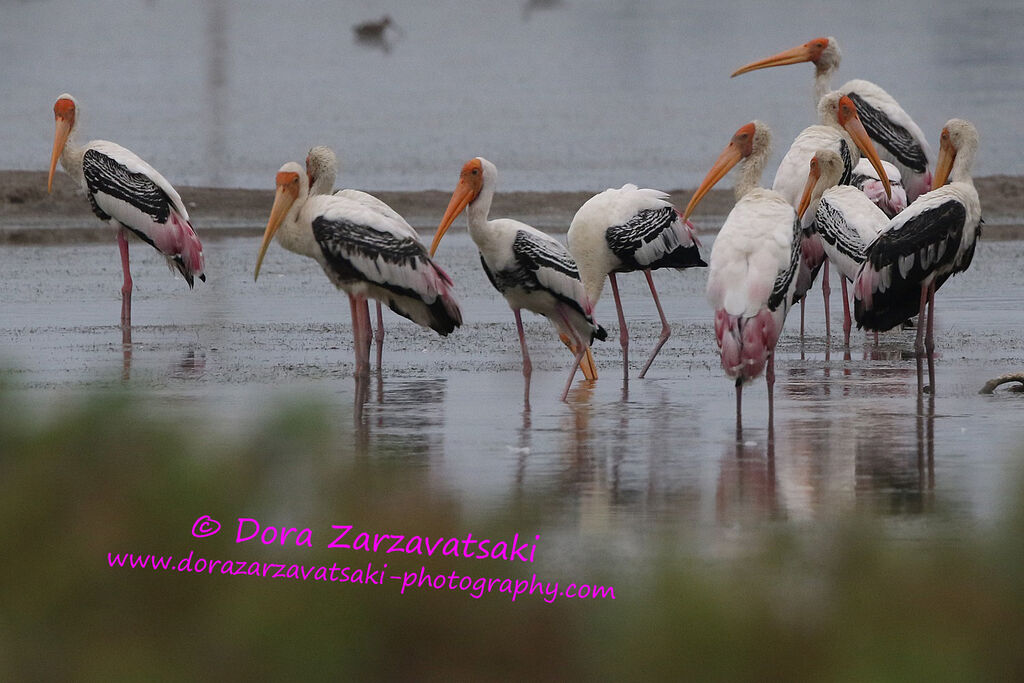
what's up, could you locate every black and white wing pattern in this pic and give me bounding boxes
[312,199,461,335]
[768,215,803,313]
[605,205,706,271]
[81,140,204,285]
[844,89,929,175]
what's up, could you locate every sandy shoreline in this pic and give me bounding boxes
[2,170,1022,243]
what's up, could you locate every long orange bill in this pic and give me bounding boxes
[683,142,744,221]
[430,179,475,257]
[841,103,892,199]
[560,333,598,381]
[48,117,72,193]
[797,158,822,220]
[731,43,817,78]
[933,129,956,188]
[254,183,297,281]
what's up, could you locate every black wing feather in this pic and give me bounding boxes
[846,92,928,173]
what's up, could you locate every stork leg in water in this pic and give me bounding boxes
[513,309,533,402]
[374,302,385,371]
[118,229,133,327]
[609,274,629,380]
[638,270,671,379]
[841,278,852,347]
[822,261,831,346]
[557,304,588,402]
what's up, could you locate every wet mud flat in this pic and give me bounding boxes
[2,230,1023,548]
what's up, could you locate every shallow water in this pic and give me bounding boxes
[3,0,1022,190]
[2,233,1022,556]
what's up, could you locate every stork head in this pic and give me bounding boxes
[48,93,79,193]
[430,157,487,257]
[255,162,308,281]
[683,122,763,221]
[933,119,978,187]
[797,149,845,220]
[818,92,892,199]
[305,145,338,196]
[731,36,840,78]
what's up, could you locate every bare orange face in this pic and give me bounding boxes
[802,38,829,63]
[276,171,301,200]
[54,97,76,123]
[730,122,756,159]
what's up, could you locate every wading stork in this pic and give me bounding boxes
[305,145,420,369]
[567,185,705,379]
[732,36,933,202]
[854,119,981,393]
[255,162,462,377]
[430,157,606,402]
[682,122,802,428]
[47,93,205,326]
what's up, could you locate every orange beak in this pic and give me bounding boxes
[560,334,598,381]
[683,138,745,221]
[254,175,299,281]
[731,41,819,78]
[839,97,892,199]
[933,128,956,188]
[797,158,822,221]
[430,176,479,257]
[48,116,72,193]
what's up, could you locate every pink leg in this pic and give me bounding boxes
[118,229,133,326]
[841,278,852,347]
[735,379,742,432]
[915,283,928,393]
[926,280,936,393]
[513,309,532,405]
[638,270,670,379]
[822,260,831,346]
[556,305,586,402]
[374,302,385,370]
[349,294,370,377]
[609,274,629,379]
[360,298,372,373]
[800,297,805,340]
[766,351,775,427]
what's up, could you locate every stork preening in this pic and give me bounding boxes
[683,122,802,428]
[854,119,982,393]
[47,94,205,327]
[567,185,705,379]
[772,92,892,341]
[255,162,462,376]
[851,158,907,219]
[797,149,890,346]
[430,157,607,402]
[732,36,933,202]
[306,145,420,369]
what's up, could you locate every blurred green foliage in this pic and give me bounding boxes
[2,386,1024,681]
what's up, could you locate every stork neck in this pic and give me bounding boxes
[466,181,495,235]
[813,69,833,108]
[275,195,317,258]
[735,150,767,200]
[60,135,86,186]
[310,168,336,196]
[950,144,976,185]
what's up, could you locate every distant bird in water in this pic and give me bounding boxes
[353,15,402,51]
[46,93,205,328]
[854,119,982,394]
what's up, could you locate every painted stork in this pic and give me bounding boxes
[796,149,889,346]
[567,185,706,379]
[773,92,891,340]
[851,158,907,219]
[429,157,607,402]
[854,119,981,393]
[47,93,205,326]
[255,162,462,376]
[682,122,801,428]
[732,36,933,202]
[305,145,419,369]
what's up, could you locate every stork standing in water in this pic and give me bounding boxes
[430,157,606,402]
[854,119,982,393]
[255,162,462,377]
[305,145,419,369]
[682,122,801,428]
[732,36,933,202]
[47,94,205,327]
[796,149,890,347]
[567,185,705,379]
[772,92,891,341]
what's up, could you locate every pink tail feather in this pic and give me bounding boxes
[153,211,205,281]
[716,308,776,384]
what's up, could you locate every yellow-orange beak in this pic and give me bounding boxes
[683,141,744,221]
[48,116,72,193]
[933,129,956,188]
[797,158,822,221]
[840,100,892,199]
[430,178,477,257]
[254,183,297,281]
[731,43,817,78]
[560,333,598,381]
